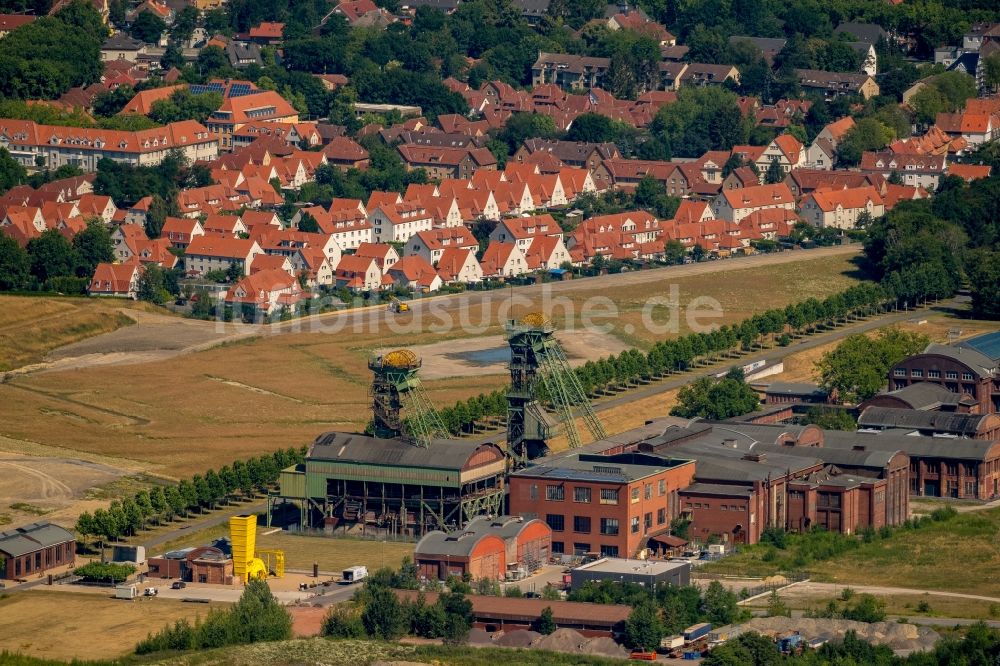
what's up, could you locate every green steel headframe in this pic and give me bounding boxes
[369,350,446,447]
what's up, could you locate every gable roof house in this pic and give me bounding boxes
[407,227,478,266]
[224,268,305,317]
[370,202,434,244]
[184,236,262,277]
[88,261,141,299]
[386,255,443,292]
[322,136,370,170]
[354,242,400,270]
[480,241,529,279]
[799,186,885,230]
[396,144,497,180]
[712,183,795,222]
[860,151,947,190]
[205,91,299,151]
[335,254,385,292]
[161,216,205,249]
[488,214,563,251]
[436,247,483,284]
[756,134,806,178]
[807,116,855,169]
[514,139,620,173]
[794,69,880,99]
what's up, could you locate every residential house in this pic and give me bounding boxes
[948,163,992,181]
[396,144,497,180]
[0,14,35,38]
[524,234,570,270]
[0,119,217,170]
[480,241,529,278]
[606,12,675,46]
[860,151,947,190]
[322,136,370,170]
[225,268,305,316]
[335,254,384,291]
[436,247,483,284]
[721,166,759,191]
[202,214,248,237]
[206,91,299,150]
[712,183,795,222]
[794,69,880,99]
[784,168,883,198]
[807,116,855,169]
[355,242,400,270]
[935,111,1000,147]
[101,33,145,62]
[799,186,885,229]
[161,216,205,249]
[678,63,740,87]
[246,21,284,46]
[407,227,478,265]
[489,214,563,252]
[184,236,262,277]
[386,255,443,292]
[370,202,434,243]
[756,134,806,177]
[88,261,140,299]
[514,139,620,173]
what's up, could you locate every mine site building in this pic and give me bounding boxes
[0,522,75,580]
[272,432,506,537]
[414,515,553,581]
[571,557,691,589]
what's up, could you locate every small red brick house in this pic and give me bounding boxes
[0,522,76,580]
[414,515,553,581]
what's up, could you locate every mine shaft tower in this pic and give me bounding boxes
[369,349,445,447]
[506,314,607,464]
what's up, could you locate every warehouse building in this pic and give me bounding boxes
[396,590,631,637]
[0,522,75,580]
[571,557,691,589]
[414,515,552,581]
[887,333,1000,414]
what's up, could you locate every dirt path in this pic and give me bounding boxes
[794,581,1000,604]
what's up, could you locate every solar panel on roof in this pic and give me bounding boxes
[959,331,1000,362]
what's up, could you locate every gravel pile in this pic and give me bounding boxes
[495,630,540,648]
[531,628,589,653]
[742,616,940,652]
[582,636,629,658]
[466,628,495,645]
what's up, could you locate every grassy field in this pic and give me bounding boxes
[704,507,1000,597]
[0,295,153,372]
[0,591,227,661]
[0,252,862,480]
[746,589,1000,621]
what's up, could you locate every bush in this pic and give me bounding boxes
[322,605,366,639]
[73,561,135,582]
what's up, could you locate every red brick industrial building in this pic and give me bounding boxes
[0,522,75,580]
[414,515,552,581]
[148,546,234,584]
[508,451,696,558]
[887,335,1000,414]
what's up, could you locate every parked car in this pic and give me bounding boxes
[171,581,187,589]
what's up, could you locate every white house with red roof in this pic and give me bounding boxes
[480,241,529,278]
[202,214,248,238]
[524,234,570,270]
[407,227,478,265]
[436,248,482,284]
[335,254,384,291]
[185,236,262,277]
[291,247,335,287]
[224,268,305,316]
[712,183,795,222]
[370,202,433,243]
[355,242,400,270]
[386,255,443,292]
[799,186,885,229]
[88,261,141,299]
[755,134,806,177]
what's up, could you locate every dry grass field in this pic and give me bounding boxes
[0,590,227,661]
[746,587,1000,621]
[0,295,156,372]
[0,252,861,482]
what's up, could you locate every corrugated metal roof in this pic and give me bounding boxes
[309,431,499,470]
[922,343,996,375]
[874,382,971,410]
[415,515,545,558]
[0,522,75,558]
[957,331,1000,362]
[858,407,988,435]
[511,452,693,483]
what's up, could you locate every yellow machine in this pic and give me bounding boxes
[229,515,285,583]
[387,296,409,313]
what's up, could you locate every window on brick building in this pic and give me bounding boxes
[894,368,906,377]
[546,485,565,501]
[529,484,538,500]
[963,372,973,381]
[658,479,666,496]
[644,513,652,530]
[573,543,590,556]
[630,516,640,533]
[574,516,591,533]
[546,514,565,532]
[928,370,940,378]
[657,508,666,524]
[600,488,619,504]
[552,541,564,554]
[574,487,592,503]
[946,371,958,380]
[631,487,640,502]
[600,545,619,557]
[645,484,652,500]
[911,369,923,378]
[600,518,619,535]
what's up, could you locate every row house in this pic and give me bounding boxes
[860,151,947,190]
[322,136,370,170]
[436,247,483,284]
[0,119,218,170]
[110,225,177,269]
[794,69,880,99]
[711,183,795,223]
[396,144,497,180]
[184,236,262,277]
[201,214,248,238]
[371,202,434,243]
[514,139,620,174]
[175,184,248,218]
[161,216,205,250]
[489,214,563,252]
[799,186,885,230]
[385,255,443,292]
[254,227,342,268]
[231,120,321,151]
[355,242,399,270]
[407,227,478,265]
[481,241,530,279]
[784,168,883,198]
[934,110,1000,148]
[335,254,388,292]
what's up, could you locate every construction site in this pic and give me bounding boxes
[269,314,603,537]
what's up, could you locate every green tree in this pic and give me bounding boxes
[533,606,556,635]
[0,233,30,290]
[297,211,320,233]
[0,146,26,194]
[702,581,744,626]
[764,156,784,184]
[130,10,166,43]
[816,328,929,403]
[161,40,184,71]
[968,249,1000,320]
[670,372,759,420]
[650,86,752,157]
[624,601,665,651]
[137,264,169,304]
[322,604,366,638]
[803,406,857,431]
[766,589,790,617]
[983,53,1000,92]
[71,218,114,275]
[837,117,895,167]
[361,584,408,640]
[229,579,293,643]
[27,229,77,282]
